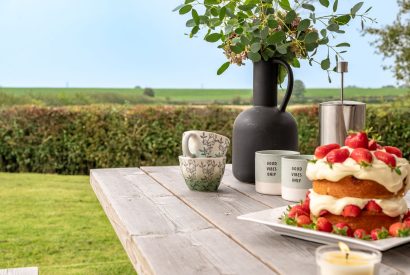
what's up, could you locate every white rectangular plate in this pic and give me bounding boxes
[238,206,410,251]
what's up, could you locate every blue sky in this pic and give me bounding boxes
[0,0,397,88]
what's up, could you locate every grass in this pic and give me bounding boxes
[0,173,135,275]
[0,87,408,105]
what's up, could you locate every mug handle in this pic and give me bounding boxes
[182,132,199,158]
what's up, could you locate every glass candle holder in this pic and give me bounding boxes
[316,244,382,275]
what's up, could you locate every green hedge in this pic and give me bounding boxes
[0,103,408,174]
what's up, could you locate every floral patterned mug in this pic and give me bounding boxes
[179,156,226,192]
[182,130,230,158]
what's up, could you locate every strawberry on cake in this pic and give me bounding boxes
[304,131,410,239]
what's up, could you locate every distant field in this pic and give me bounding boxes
[0,87,408,105]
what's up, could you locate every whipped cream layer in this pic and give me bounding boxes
[306,147,410,194]
[309,189,408,217]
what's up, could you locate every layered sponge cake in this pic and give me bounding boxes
[306,132,409,234]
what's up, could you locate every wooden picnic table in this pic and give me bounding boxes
[90,165,410,275]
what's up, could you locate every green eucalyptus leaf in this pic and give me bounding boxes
[336,42,350,47]
[219,6,226,20]
[279,0,292,11]
[335,15,351,25]
[235,27,244,34]
[302,3,315,11]
[277,44,288,54]
[238,4,255,11]
[261,27,269,39]
[320,29,327,37]
[267,31,286,44]
[333,0,338,12]
[231,44,245,54]
[248,51,261,62]
[185,0,195,3]
[297,19,310,32]
[251,43,261,53]
[186,19,196,27]
[190,26,199,38]
[192,9,200,25]
[240,35,250,45]
[306,42,318,51]
[285,10,297,24]
[327,23,339,32]
[179,4,192,15]
[217,62,230,75]
[205,33,222,42]
[304,32,319,44]
[204,0,219,5]
[351,2,364,17]
[319,0,329,8]
[210,7,219,16]
[291,58,301,68]
[310,12,316,24]
[321,58,330,70]
[268,18,279,28]
[172,4,184,12]
[318,37,329,45]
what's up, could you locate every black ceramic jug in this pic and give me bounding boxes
[232,58,298,183]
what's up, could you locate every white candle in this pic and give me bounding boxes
[316,242,382,275]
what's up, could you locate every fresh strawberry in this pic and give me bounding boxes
[316,217,333,232]
[319,210,330,216]
[370,228,389,240]
[326,148,350,165]
[384,146,403,158]
[374,151,397,168]
[342,205,361,218]
[404,210,410,220]
[334,222,353,237]
[288,205,309,218]
[364,200,382,213]
[403,219,410,228]
[354,229,369,240]
[389,222,410,237]
[301,198,310,214]
[345,132,368,149]
[296,215,312,227]
[350,148,373,166]
[314,144,341,159]
[368,139,380,151]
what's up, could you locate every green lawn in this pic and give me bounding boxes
[0,173,135,275]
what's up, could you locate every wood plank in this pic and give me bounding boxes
[0,267,38,275]
[141,166,407,275]
[90,168,274,275]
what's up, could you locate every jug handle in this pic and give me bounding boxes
[272,59,294,112]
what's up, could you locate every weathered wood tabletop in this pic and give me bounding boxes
[90,165,410,275]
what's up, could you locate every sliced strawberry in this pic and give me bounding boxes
[364,200,382,213]
[354,229,369,240]
[389,222,410,237]
[350,148,373,166]
[316,217,333,232]
[314,144,341,159]
[319,210,330,216]
[345,132,368,149]
[326,148,350,165]
[288,205,309,218]
[334,222,353,237]
[374,151,397,168]
[384,146,403,158]
[296,215,312,227]
[368,139,379,151]
[370,227,389,240]
[342,205,361,217]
